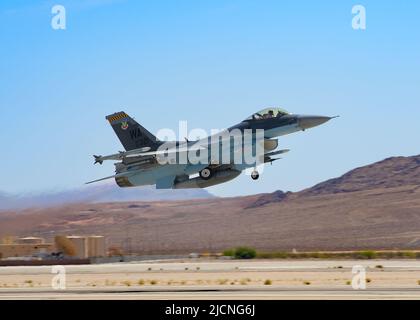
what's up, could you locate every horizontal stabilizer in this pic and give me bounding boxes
[264,149,290,157]
[266,157,281,164]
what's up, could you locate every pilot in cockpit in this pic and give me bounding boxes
[263,110,274,118]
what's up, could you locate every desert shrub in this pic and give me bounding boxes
[402,251,416,258]
[357,251,377,259]
[223,249,235,257]
[255,250,420,260]
[234,247,257,259]
[264,279,272,285]
[122,280,131,286]
[223,247,257,259]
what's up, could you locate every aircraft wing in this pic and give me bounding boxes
[155,175,177,189]
[137,144,206,156]
[94,144,206,164]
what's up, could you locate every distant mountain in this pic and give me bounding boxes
[0,183,214,210]
[248,155,420,207]
[300,155,420,196]
[245,190,291,209]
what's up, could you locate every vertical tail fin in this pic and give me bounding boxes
[106,111,160,151]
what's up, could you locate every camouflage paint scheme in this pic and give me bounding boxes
[88,108,335,189]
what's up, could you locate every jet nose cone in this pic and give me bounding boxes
[298,115,336,130]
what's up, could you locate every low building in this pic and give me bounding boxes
[16,237,45,245]
[0,235,106,260]
[0,243,54,259]
[65,235,106,259]
[66,236,88,259]
[87,236,106,258]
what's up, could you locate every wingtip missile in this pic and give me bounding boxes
[93,155,103,165]
[92,147,153,165]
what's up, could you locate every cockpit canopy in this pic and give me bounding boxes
[245,107,290,121]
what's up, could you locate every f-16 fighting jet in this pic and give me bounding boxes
[87,108,337,189]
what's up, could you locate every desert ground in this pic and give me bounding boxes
[1,259,420,299]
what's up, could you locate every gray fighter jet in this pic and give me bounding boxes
[87,108,336,189]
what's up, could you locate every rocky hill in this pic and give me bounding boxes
[301,155,420,196]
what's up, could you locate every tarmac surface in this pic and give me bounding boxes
[1,259,420,299]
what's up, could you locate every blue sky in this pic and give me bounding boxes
[0,0,419,197]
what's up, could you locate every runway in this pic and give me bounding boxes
[1,287,420,300]
[1,259,420,299]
